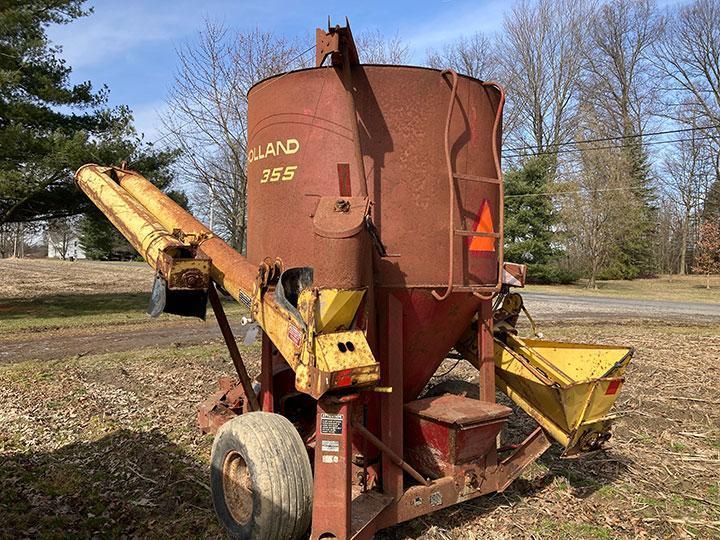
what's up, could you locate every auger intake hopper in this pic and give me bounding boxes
[495,335,633,456]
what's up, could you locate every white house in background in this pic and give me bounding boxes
[47,235,86,259]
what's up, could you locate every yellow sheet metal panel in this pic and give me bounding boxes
[297,288,366,333]
[519,338,633,382]
[492,335,632,456]
[314,330,376,372]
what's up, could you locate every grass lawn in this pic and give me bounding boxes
[525,274,720,304]
[0,258,245,335]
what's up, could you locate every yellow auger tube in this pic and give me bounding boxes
[114,167,259,303]
[75,165,188,269]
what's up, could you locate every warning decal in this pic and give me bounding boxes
[321,440,340,453]
[287,324,302,347]
[320,413,343,435]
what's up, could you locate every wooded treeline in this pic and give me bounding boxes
[425,0,720,285]
[2,0,719,285]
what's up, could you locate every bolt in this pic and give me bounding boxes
[334,199,351,213]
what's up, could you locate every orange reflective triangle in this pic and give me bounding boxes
[469,199,495,252]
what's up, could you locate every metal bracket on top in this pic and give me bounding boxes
[315,17,359,68]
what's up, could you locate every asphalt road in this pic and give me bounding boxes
[3,292,718,364]
[523,291,720,321]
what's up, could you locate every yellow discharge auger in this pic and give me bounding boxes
[456,290,633,457]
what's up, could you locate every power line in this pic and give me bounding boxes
[505,185,649,199]
[503,134,718,159]
[504,124,720,154]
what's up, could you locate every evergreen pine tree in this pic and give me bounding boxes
[503,156,569,283]
[0,0,177,224]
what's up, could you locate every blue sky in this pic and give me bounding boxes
[47,0,507,142]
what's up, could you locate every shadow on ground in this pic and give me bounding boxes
[380,379,631,538]
[0,429,222,538]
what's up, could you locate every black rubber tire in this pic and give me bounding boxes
[210,412,313,540]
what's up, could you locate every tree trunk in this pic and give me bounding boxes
[708,272,711,290]
[588,257,599,289]
[679,211,689,275]
[12,224,20,258]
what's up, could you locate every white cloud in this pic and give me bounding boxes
[46,0,199,69]
[402,0,507,62]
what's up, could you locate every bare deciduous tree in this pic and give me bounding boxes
[0,222,34,258]
[655,0,720,134]
[498,0,588,156]
[655,0,720,221]
[661,133,713,273]
[694,220,720,288]
[655,196,682,278]
[583,0,664,138]
[46,217,78,260]
[355,29,410,64]
[163,21,311,250]
[564,145,638,288]
[426,33,498,79]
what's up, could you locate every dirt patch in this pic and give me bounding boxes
[1,319,719,539]
[0,318,248,364]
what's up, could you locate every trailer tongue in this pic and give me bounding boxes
[74,19,633,540]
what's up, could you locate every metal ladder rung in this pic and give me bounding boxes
[454,230,501,238]
[453,285,498,292]
[453,173,501,185]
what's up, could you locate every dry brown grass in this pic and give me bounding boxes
[526,274,720,304]
[0,258,154,298]
[1,259,719,538]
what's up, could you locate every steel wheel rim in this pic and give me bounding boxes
[222,451,253,525]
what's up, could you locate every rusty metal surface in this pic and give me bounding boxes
[352,421,429,486]
[404,394,511,426]
[378,288,483,402]
[379,293,404,499]
[208,284,260,412]
[478,300,495,402]
[197,377,246,435]
[311,396,354,540]
[312,196,372,288]
[246,63,504,404]
[497,427,551,492]
[403,394,510,479]
[246,65,503,289]
[502,261,527,288]
[316,20,360,68]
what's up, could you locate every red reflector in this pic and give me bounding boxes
[335,369,353,387]
[337,163,351,197]
[605,379,622,395]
